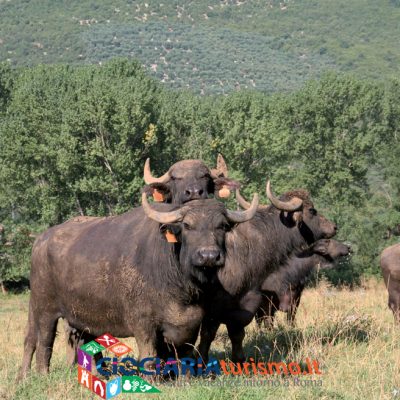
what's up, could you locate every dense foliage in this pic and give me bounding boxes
[1,59,400,286]
[1,0,400,93]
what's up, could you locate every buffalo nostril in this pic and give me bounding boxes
[198,249,221,265]
[198,189,204,196]
[185,190,191,197]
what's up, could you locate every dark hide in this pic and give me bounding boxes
[18,200,237,380]
[65,158,240,364]
[255,239,350,328]
[198,191,337,363]
[380,243,400,323]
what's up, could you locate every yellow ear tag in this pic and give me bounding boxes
[165,230,178,243]
[218,185,231,198]
[153,189,164,202]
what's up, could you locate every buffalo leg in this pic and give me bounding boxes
[255,294,278,329]
[64,322,100,368]
[17,302,37,381]
[389,290,400,323]
[65,322,84,366]
[135,328,158,372]
[263,307,277,329]
[287,292,302,326]
[197,320,220,365]
[227,323,246,363]
[255,303,276,329]
[35,313,59,374]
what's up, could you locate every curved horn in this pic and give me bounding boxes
[266,181,303,212]
[227,193,259,223]
[141,193,185,224]
[210,153,228,178]
[143,158,170,184]
[236,189,268,209]
[235,189,251,209]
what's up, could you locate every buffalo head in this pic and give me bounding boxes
[141,192,259,281]
[236,181,337,243]
[143,154,240,204]
[310,239,350,262]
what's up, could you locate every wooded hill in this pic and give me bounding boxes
[1,0,400,93]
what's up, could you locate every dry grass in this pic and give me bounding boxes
[0,279,399,399]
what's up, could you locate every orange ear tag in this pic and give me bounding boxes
[165,230,178,243]
[153,189,164,202]
[218,185,231,198]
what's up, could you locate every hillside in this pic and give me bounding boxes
[1,0,400,94]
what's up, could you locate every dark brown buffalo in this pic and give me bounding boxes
[18,193,258,380]
[380,243,400,323]
[255,239,350,328]
[64,155,239,364]
[197,182,337,363]
[143,154,239,204]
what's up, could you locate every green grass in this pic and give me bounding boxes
[1,279,399,399]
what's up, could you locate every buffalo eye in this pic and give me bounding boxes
[183,222,192,230]
[309,208,317,216]
[217,223,230,232]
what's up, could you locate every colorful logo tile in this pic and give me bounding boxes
[78,365,92,390]
[95,333,119,348]
[92,376,107,399]
[77,348,92,372]
[77,334,160,398]
[122,376,161,393]
[81,340,105,356]
[106,377,122,399]
[109,342,132,357]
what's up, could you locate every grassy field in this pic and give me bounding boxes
[0,279,399,400]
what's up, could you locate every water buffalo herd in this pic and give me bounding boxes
[17,155,399,380]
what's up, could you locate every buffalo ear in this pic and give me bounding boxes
[142,184,172,203]
[213,177,241,199]
[213,177,241,191]
[293,211,303,224]
[217,153,229,177]
[159,223,181,242]
[281,211,302,226]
